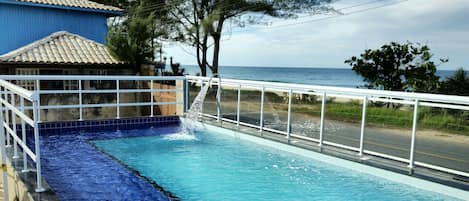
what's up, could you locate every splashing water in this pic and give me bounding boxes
[168,79,213,140]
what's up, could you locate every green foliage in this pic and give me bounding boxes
[107,2,161,72]
[439,68,469,96]
[345,42,446,92]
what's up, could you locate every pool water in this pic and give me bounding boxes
[39,125,180,201]
[92,128,460,201]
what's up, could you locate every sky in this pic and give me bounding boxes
[164,0,469,69]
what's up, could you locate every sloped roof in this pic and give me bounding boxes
[16,0,122,12]
[0,31,124,65]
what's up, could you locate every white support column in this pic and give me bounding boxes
[116,80,120,119]
[236,84,241,127]
[32,98,45,192]
[216,81,222,122]
[4,91,10,147]
[359,96,368,157]
[200,80,204,117]
[35,80,40,122]
[408,99,419,172]
[185,79,189,112]
[0,96,9,201]
[79,80,83,121]
[150,80,154,117]
[20,97,28,172]
[286,89,293,141]
[11,94,19,159]
[319,92,326,148]
[259,86,265,132]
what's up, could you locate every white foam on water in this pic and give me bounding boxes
[163,131,199,141]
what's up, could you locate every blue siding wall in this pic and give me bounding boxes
[0,3,109,55]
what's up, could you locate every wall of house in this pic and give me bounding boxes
[0,2,110,55]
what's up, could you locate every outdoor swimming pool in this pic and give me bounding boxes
[89,124,464,201]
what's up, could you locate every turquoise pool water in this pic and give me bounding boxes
[93,129,460,201]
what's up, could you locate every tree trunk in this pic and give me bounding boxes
[211,18,224,78]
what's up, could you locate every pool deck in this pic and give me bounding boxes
[200,117,469,192]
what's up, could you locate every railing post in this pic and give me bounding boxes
[20,97,28,172]
[408,99,419,173]
[200,80,204,116]
[259,86,265,132]
[0,92,9,201]
[35,80,40,122]
[216,80,222,122]
[236,84,241,128]
[359,96,368,157]
[32,94,45,192]
[184,79,189,112]
[150,80,154,117]
[116,80,120,119]
[11,94,19,159]
[79,80,83,121]
[319,92,326,148]
[286,89,293,141]
[4,91,10,147]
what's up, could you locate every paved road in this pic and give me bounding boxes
[204,105,469,174]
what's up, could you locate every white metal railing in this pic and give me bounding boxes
[0,75,186,197]
[0,79,44,196]
[186,75,469,179]
[0,75,186,121]
[0,75,468,196]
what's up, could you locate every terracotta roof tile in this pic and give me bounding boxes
[0,31,124,65]
[17,0,122,12]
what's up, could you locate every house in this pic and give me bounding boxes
[0,0,133,84]
[0,0,122,55]
[0,31,132,89]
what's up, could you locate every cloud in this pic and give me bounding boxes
[165,0,469,69]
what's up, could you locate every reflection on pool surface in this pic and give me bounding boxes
[93,127,460,201]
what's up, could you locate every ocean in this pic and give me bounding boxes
[182,65,456,88]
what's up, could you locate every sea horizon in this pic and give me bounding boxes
[181,65,457,88]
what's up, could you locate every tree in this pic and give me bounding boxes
[107,2,156,73]
[93,0,131,9]
[345,42,446,93]
[163,0,334,76]
[439,68,469,96]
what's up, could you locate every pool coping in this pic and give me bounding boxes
[199,122,469,200]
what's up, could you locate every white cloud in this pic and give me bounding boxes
[165,0,469,69]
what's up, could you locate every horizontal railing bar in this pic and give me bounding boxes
[323,141,360,152]
[38,89,183,95]
[220,118,237,124]
[263,127,288,135]
[3,123,36,162]
[0,99,35,126]
[368,97,415,105]
[415,161,469,178]
[326,93,363,100]
[290,134,320,143]
[292,91,324,96]
[0,79,34,101]
[420,102,469,111]
[33,102,183,110]
[187,76,469,105]
[239,122,261,129]
[22,102,182,110]
[363,150,410,164]
[0,75,186,81]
